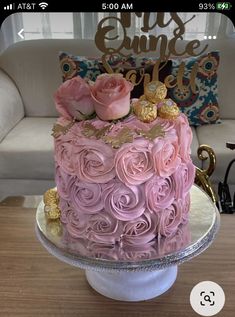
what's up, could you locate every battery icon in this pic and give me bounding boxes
[216,2,232,10]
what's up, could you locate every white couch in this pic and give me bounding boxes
[0,38,235,200]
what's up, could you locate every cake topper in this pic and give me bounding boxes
[95,13,206,94]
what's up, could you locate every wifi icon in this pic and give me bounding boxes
[39,2,48,10]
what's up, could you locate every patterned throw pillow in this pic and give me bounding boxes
[167,51,220,126]
[59,52,101,81]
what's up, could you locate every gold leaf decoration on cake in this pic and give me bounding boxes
[102,126,134,149]
[43,188,61,220]
[82,122,111,139]
[136,124,165,141]
[52,120,75,138]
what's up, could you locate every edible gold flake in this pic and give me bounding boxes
[136,124,165,141]
[52,120,75,138]
[82,122,111,139]
[102,126,134,148]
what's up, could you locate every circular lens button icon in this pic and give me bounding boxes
[190,281,225,316]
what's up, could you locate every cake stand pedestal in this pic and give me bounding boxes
[36,185,220,302]
[85,267,177,301]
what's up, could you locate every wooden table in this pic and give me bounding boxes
[0,197,234,317]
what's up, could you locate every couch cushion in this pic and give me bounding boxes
[0,117,56,179]
[0,69,24,142]
[0,40,102,117]
[167,51,221,126]
[197,120,235,184]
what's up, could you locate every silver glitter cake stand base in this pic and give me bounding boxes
[36,185,220,301]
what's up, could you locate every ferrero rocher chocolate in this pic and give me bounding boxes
[144,81,167,104]
[43,188,61,220]
[133,99,158,123]
[158,98,180,120]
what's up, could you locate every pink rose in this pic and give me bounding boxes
[75,138,115,183]
[70,181,103,214]
[55,166,76,200]
[54,76,95,120]
[158,201,182,237]
[152,136,181,177]
[173,160,195,199]
[102,179,145,221]
[86,212,123,244]
[145,175,175,211]
[115,139,154,186]
[54,133,77,175]
[174,114,193,162]
[60,204,88,239]
[122,211,158,245]
[91,73,133,120]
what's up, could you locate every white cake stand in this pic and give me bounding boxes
[36,185,220,301]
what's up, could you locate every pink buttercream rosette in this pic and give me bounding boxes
[60,202,88,239]
[173,160,195,199]
[119,242,157,261]
[70,180,104,214]
[55,166,76,200]
[157,200,183,237]
[181,192,191,224]
[121,211,158,245]
[74,138,115,183]
[145,175,175,212]
[91,73,133,121]
[54,133,77,175]
[102,179,145,221]
[152,135,181,178]
[174,114,193,162]
[115,139,154,186]
[85,211,123,244]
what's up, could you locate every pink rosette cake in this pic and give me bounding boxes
[52,73,195,247]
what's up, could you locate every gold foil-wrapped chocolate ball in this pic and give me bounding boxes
[158,98,180,120]
[144,81,167,104]
[43,188,61,220]
[133,99,158,123]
